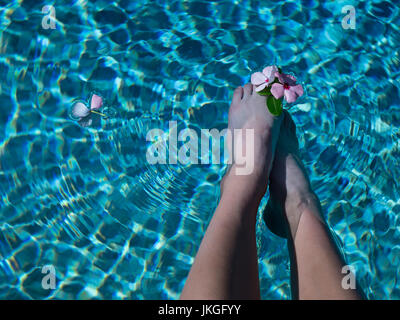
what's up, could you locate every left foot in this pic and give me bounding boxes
[221,83,283,202]
[263,111,319,238]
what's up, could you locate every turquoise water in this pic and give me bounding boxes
[0,0,399,299]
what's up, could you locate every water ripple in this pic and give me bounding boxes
[0,0,399,299]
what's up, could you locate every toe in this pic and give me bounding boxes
[242,83,253,99]
[232,86,244,104]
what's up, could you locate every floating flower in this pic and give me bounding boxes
[251,65,278,92]
[271,73,303,103]
[250,66,304,116]
[71,93,105,127]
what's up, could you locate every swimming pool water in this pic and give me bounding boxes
[0,0,399,299]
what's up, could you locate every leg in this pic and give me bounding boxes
[265,111,362,300]
[180,84,282,299]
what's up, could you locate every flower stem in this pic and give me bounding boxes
[91,110,107,117]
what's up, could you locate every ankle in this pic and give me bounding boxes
[285,192,321,239]
[286,190,317,212]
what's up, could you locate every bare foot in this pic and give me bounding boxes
[221,83,283,202]
[264,111,320,239]
[228,84,281,136]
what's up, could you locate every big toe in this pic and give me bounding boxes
[231,86,244,105]
[242,83,253,99]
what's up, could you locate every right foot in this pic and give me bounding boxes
[264,111,320,239]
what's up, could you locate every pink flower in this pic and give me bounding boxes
[271,73,303,103]
[251,66,278,92]
[71,93,103,127]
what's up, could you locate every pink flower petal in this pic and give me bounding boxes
[276,72,297,86]
[271,83,284,99]
[262,65,277,79]
[284,89,297,103]
[276,72,284,84]
[251,72,266,85]
[291,84,303,97]
[283,73,297,85]
[90,94,103,110]
[255,83,268,92]
[72,102,90,118]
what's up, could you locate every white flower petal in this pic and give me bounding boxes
[262,65,278,79]
[255,83,268,92]
[72,102,90,118]
[251,72,266,85]
[78,116,92,127]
